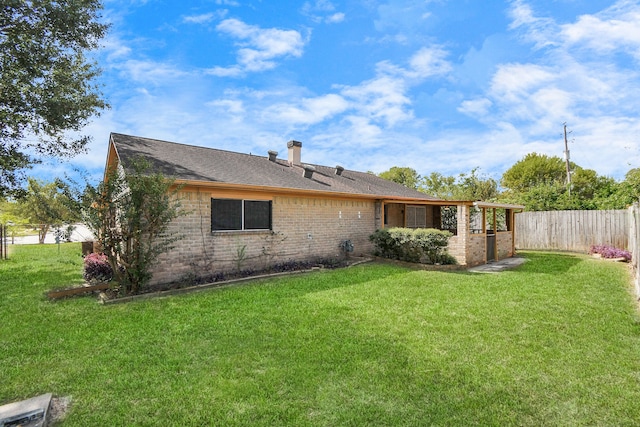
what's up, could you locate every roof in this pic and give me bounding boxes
[108,133,439,201]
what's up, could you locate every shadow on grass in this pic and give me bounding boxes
[516,251,583,274]
[210,263,414,301]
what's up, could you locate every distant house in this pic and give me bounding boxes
[105,133,523,284]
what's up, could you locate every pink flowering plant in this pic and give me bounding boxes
[589,245,632,262]
[83,252,114,283]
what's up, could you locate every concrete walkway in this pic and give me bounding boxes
[468,257,527,273]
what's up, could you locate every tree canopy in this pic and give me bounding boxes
[380,154,639,211]
[498,152,638,210]
[83,159,185,294]
[0,0,109,198]
[378,167,421,190]
[500,153,569,194]
[421,168,499,201]
[17,178,80,243]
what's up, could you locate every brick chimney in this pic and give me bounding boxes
[287,140,302,166]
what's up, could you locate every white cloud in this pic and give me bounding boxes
[208,99,244,114]
[102,35,132,60]
[374,0,436,33]
[339,75,412,127]
[561,3,640,59]
[407,46,452,79]
[301,1,345,24]
[458,98,492,117]
[508,0,558,49]
[264,94,349,126]
[489,63,554,104]
[209,18,307,76]
[182,13,217,24]
[326,13,345,24]
[118,59,190,84]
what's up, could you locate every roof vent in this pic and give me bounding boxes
[268,150,278,162]
[335,165,344,176]
[303,164,315,179]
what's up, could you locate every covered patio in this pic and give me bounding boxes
[376,200,524,266]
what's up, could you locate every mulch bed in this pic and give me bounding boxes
[48,257,371,304]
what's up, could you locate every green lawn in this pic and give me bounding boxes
[1,243,640,426]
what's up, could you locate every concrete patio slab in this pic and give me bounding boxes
[468,257,527,273]
[0,393,51,427]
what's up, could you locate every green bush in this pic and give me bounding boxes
[369,227,455,264]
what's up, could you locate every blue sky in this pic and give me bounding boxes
[42,0,640,185]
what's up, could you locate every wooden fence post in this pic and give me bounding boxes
[1,224,6,260]
[630,201,640,300]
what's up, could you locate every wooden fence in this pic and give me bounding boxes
[0,225,6,260]
[515,210,629,253]
[629,202,640,299]
[516,206,640,300]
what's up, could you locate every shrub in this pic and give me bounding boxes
[369,229,396,259]
[589,245,631,261]
[412,228,453,264]
[370,228,455,264]
[83,158,185,294]
[83,252,113,283]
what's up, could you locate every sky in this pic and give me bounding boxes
[38,0,640,186]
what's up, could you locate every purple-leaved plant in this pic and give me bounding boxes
[589,244,632,261]
[83,252,114,283]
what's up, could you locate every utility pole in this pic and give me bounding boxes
[563,123,572,196]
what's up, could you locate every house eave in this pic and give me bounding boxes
[473,201,525,210]
[175,179,440,202]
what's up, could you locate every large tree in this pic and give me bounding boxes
[594,168,640,209]
[17,178,80,243]
[0,0,109,198]
[499,152,630,210]
[421,168,499,201]
[500,153,568,194]
[378,166,421,190]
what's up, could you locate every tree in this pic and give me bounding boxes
[594,168,640,209]
[420,168,499,201]
[83,159,185,294]
[421,172,457,199]
[454,168,499,201]
[17,178,80,243]
[0,198,30,243]
[0,1,109,198]
[500,153,568,194]
[378,167,421,190]
[498,152,629,210]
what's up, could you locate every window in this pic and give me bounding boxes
[211,199,272,231]
[406,205,426,228]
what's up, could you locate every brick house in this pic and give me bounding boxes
[106,133,523,284]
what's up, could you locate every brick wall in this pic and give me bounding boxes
[448,204,470,265]
[497,231,514,260]
[466,234,486,266]
[151,189,377,285]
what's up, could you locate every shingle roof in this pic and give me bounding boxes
[110,133,439,201]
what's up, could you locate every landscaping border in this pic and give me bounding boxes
[99,258,373,305]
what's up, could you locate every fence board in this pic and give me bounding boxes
[516,210,629,252]
[629,202,639,299]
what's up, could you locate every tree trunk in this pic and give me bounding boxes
[39,224,49,244]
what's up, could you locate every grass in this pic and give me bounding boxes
[1,244,640,426]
